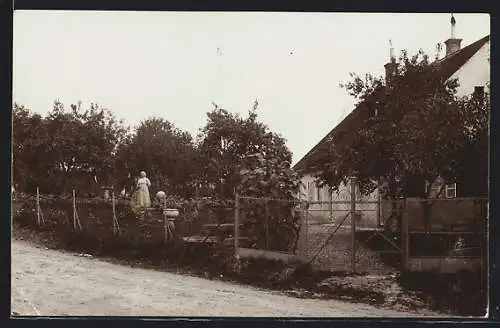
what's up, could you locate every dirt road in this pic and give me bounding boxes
[11,240,437,317]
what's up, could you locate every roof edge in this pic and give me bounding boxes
[293,34,490,174]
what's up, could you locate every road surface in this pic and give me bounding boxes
[11,240,437,317]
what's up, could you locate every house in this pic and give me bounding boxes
[293,16,490,227]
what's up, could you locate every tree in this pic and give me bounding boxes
[238,151,303,251]
[453,88,489,197]
[313,49,489,231]
[73,101,129,187]
[197,101,302,251]
[44,101,128,193]
[114,117,198,197]
[197,101,298,199]
[12,101,128,194]
[12,103,53,192]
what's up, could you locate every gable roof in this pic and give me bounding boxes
[293,35,490,174]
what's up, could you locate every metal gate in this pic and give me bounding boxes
[233,182,405,274]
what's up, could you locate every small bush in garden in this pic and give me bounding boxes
[398,269,486,316]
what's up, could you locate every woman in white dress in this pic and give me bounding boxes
[136,171,151,208]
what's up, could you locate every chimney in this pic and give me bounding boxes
[444,14,462,56]
[384,39,397,86]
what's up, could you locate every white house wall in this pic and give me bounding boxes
[449,41,490,97]
[300,173,380,227]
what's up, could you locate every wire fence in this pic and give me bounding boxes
[12,187,488,275]
[234,195,302,260]
[233,195,399,273]
[233,192,487,274]
[12,189,237,248]
[232,179,396,273]
[404,197,488,261]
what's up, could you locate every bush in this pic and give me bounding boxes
[399,269,487,316]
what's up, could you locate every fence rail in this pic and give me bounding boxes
[233,191,487,274]
[13,188,240,247]
[13,187,487,274]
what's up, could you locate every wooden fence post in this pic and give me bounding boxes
[36,187,41,226]
[72,189,77,230]
[234,193,240,251]
[350,177,357,273]
[162,197,169,243]
[402,199,409,270]
[112,191,120,235]
[265,203,269,251]
[329,189,333,219]
[376,189,381,227]
[304,202,309,259]
[72,189,82,231]
[298,194,306,258]
[163,207,168,244]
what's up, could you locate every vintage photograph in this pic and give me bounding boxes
[11,11,490,317]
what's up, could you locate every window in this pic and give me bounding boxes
[307,182,314,202]
[445,183,457,198]
[317,186,322,202]
[425,180,442,198]
[426,180,457,198]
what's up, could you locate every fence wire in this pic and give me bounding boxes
[299,199,398,274]
[236,196,301,255]
[235,193,396,273]
[13,191,242,249]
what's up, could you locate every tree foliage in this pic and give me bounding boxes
[197,101,300,200]
[47,101,129,190]
[314,49,489,200]
[13,98,303,231]
[197,101,302,251]
[12,103,51,192]
[114,117,198,197]
[13,101,128,194]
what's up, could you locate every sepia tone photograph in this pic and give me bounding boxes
[11,11,490,318]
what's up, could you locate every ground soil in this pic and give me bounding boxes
[12,239,443,317]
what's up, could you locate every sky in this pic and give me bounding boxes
[12,11,490,165]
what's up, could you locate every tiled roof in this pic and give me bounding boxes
[293,35,490,173]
